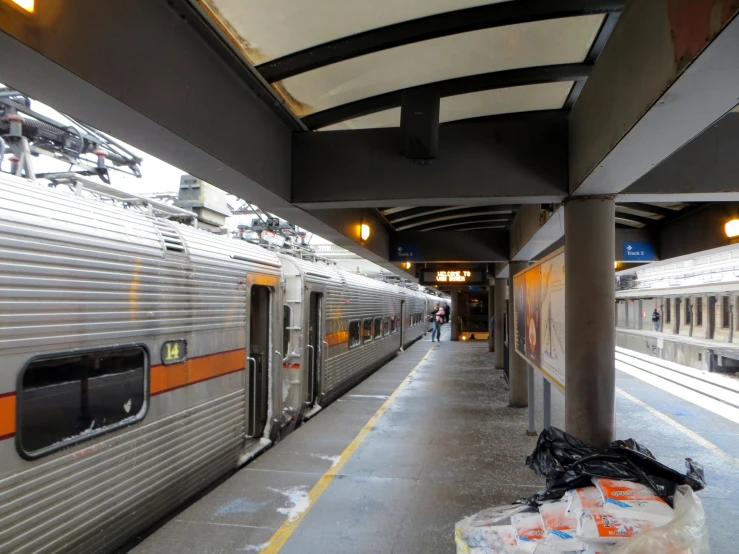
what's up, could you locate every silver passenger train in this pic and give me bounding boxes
[0,174,439,553]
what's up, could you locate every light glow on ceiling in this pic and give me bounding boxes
[10,0,34,12]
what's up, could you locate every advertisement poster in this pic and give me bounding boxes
[514,248,566,390]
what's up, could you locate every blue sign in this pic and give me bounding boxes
[623,242,655,261]
[391,244,420,261]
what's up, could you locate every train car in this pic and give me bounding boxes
[0,174,435,553]
[277,256,432,422]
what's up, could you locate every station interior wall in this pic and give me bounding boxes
[659,203,739,260]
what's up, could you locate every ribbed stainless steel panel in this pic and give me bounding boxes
[0,391,244,554]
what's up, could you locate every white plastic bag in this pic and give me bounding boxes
[608,485,710,554]
[455,504,530,554]
[593,478,674,526]
[565,486,604,516]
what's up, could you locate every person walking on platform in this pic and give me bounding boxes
[430,303,445,342]
[652,308,660,331]
[443,302,451,323]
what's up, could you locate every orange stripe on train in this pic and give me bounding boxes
[0,351,247,442]
[150,348,246,395]
[0,394,16,440]
[324,331,348,347]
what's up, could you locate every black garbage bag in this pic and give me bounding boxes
[522,427,706,507]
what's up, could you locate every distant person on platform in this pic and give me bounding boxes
[443,302,451,323]
[430,303,445,342]
[652,308,660,331]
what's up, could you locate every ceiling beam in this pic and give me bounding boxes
[569,1,739,196]
[303,63,590,130]
[387,205,518,225]
[413,217,514,233]
[292,115,568,208]
[258,0,624,82]
[616,202,676,218]
[393,229,509,262]
[563,12,619,109]
[614,210,657,226]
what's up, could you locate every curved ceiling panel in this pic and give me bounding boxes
[201,0,510,65]
[275,15,603,116]
[321,81,572,130]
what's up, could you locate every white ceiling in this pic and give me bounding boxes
[202,0,511,64]
[321,81,574,130]
[277,15,603,115]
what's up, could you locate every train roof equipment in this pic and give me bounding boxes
[0,87,142,184]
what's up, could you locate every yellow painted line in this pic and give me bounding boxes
[260,345,438,554]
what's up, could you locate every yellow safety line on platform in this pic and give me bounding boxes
[260,345,438,554]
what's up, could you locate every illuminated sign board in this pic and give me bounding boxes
[420,269,484,286]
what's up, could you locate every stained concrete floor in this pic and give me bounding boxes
[131,331,545,554]
[132,333,739,554]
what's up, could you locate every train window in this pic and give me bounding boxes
[722,296,731,328]
[283,306,291,355]
[390,316,398,334]
[18,346,148,459]
[374,317,383,339]
[348,320,361,348]
[696,298,703,327]
[383,317,390,336]
[362,319,373,344]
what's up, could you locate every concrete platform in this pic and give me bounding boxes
[131,333,739,554]
[131,331,545,554]
[618,327,739,351]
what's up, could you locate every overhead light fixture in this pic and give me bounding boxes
[10,0,34,12]
[402,261,412,270]
[614,262,619,269]
[359,219,371,243]
[726,219,739,238]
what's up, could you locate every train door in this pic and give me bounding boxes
[400,300,405,347]
[306,291,323,406]
[247,285,270,438]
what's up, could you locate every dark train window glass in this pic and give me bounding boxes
[722,296,731,328]
[362,319,373,344]
[19,346,148,458]
[390,316,397,334]
[283,306,291,355]
[348,320,361,348]
[696,298,703,326]
[383,317,390,337]
[374,317,383,339]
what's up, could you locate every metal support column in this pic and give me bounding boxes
[527,365,536,436]
[565,197,615,446]
[494,278,506,369]
[542,377,551,430]
[450,289,459,341]
[488,280,495,352]
[508,262,528,407]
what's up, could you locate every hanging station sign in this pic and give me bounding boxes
[420,268,485,286]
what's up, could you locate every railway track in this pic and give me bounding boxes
[616,347,739,423]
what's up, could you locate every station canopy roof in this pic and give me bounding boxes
[195,1,696,234]
[197,0,620,130]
